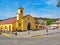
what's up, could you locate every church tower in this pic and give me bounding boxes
[16,7,24,20]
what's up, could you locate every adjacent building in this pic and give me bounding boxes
[50,19,60,29]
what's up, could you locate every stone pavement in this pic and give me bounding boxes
[14,29,60,37]
[2,29,60,38]
[0,32,60,45]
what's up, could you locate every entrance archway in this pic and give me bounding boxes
[27,23,31,30]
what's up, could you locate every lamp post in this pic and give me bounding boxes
[41,21,44,30]
[46,28,48,36]
[27,18,30,35]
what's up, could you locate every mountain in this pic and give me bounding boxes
[34,17,59,21]
[34,17,59,25]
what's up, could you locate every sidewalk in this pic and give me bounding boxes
[2,33,12,38]
[2,29,60,38]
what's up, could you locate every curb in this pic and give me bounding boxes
[15,35,49,38]
[1,33,49,38]
[15,36,30,38]
[31,35,48,38]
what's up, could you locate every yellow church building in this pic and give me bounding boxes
[0,7,39,32]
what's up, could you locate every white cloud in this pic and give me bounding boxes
[31,3,43,5]
[45,0,57,5]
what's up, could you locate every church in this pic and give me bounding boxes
[0,7,39,32]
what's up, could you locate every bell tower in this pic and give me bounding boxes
[16,7,24,20]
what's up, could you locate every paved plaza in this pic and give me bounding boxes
[0,29,60,45]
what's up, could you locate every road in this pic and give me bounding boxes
[0,31,60,45]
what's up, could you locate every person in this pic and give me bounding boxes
[15,32,17,36]
[15,29,17,36]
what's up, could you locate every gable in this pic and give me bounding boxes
[23,15,35,21]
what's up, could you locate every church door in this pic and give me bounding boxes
[27,23,31,30]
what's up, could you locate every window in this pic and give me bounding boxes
[28,18,29,20]
[21,10,23,14]
[18,23,20,26]
[5,26,7,29]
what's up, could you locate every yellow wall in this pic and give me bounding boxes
[16,8,23,20]
[23,16,36,30]
[12,22,17,32]
[11,19,24,32]
[35,24,40,30]
[0,24,13,31]
[13,16,37,31]
[0,16,39,32]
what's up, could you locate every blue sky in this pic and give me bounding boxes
[0,0,60,20]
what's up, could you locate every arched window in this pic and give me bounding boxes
[28,18,29,20]
[21,10,23,14]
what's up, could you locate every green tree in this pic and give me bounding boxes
[57,0,60,7]
[46,19,56,25]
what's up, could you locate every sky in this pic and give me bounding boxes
[0,0,60,20]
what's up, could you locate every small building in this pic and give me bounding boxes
[35,18,47,29]
[35,20,40,30]
[0,7,39,32]
[51,19,60,29]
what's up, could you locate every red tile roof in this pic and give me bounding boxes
[0,17,16,24]
[0,15,27,24]
[0,15,35,24]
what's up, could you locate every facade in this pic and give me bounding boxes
[35,19,47,29]
[0,8,39,32]
[51,20,60,29]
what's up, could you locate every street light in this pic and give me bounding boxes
[27,18,30,35]
[46,28,48,35]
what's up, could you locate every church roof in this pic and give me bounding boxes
[0,15,30,24]
[0,17,16,24]
[0,15,38,24]
[23,15,34,19]
[23,15,30,18]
